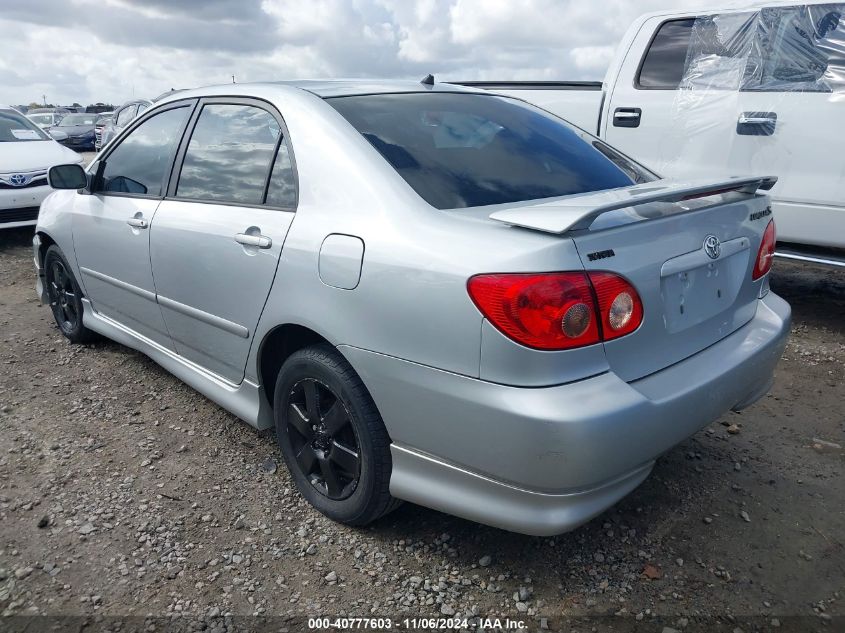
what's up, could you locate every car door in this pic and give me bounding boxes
[72,102,194,349]
[149,98,297,383]
[602,13,749,178]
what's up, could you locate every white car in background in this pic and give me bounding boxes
[26,110,68,130]
[1,106,83,229]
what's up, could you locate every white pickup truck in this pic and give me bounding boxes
[457,1,845,266]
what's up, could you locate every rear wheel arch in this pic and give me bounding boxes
[258,324,341,409]
[256,325,387,432]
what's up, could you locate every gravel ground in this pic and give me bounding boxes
[0,225,842,631]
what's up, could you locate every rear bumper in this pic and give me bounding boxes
[342,292,791,535]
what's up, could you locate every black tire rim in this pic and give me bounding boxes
[47,258,79,333]
[286,378,361,500]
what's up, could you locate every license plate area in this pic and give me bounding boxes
[660,237,751,334]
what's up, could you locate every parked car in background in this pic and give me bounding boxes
[459,1,845,266]
[93,112,113,151]
[36,81,789,535]
[98,99,152,149]
[48,112,98,151]
[26,108,70,130]
[0,106,82,229]
[86,103,116,114]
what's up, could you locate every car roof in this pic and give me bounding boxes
[270,79,485,98]
[158,79,486,103]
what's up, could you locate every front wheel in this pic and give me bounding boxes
[44,245,98,344]
[273,344,400,525]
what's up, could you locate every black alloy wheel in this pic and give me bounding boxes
[46,256,79,334]
[286,378,361,500]
[43,245,97,344]
[273,344,400,526]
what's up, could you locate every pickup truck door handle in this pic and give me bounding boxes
[126,216,149,229]
[234,232,272,249]
[737,111,777,136]
[612,107,642,128]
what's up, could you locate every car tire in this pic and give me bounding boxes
[43,245,98,344]
[273,344,401,526]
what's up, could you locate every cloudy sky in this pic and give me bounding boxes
[1,0,716,107]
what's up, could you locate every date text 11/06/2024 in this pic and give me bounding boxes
[307,617,527,630]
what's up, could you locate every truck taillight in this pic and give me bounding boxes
[752,220,776,280]
[467,271,642,350]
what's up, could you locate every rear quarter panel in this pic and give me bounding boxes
[246,90,595,384]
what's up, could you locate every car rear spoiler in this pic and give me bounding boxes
[488,176,777,235]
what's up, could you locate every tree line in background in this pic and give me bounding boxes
[19,101,116,113]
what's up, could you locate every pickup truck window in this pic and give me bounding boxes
[640,6,845,92]
[753,4,844,92]
[638,18,695,89]
[329,93,652,210]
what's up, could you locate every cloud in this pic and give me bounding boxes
[0,0,716,107]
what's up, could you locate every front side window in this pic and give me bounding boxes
[176,103,281,204]
[329,93,650,210]
[1,110,49,142]
[99,106,189,196]
[754,4,844,92]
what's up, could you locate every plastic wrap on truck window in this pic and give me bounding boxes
[681,5,845,94]
[640,3,845,211]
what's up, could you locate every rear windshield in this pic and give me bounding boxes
[0,110,49,142]
[328,92,655,209]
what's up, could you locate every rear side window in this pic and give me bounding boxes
[176,104,281,205]
[329,93,648,210]
[100,106,189,196]
[638,19,695,88]
[265,142,296,208]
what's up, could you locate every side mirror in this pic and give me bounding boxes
[48,164,87,190]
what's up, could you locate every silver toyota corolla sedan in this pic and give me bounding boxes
[34,80,790,535]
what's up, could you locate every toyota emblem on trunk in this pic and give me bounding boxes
[703,235,721,259]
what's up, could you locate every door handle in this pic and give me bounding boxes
[737,111,777,136]
[126,217,148,229]
[738,115,776,125]
[613,107,642,128]
[234,233,272,249]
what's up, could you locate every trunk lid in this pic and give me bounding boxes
[488,177,775,381]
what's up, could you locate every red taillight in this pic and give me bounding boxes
[467,271,642,350]
[752,220,776,280]
[589,272,644,341]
